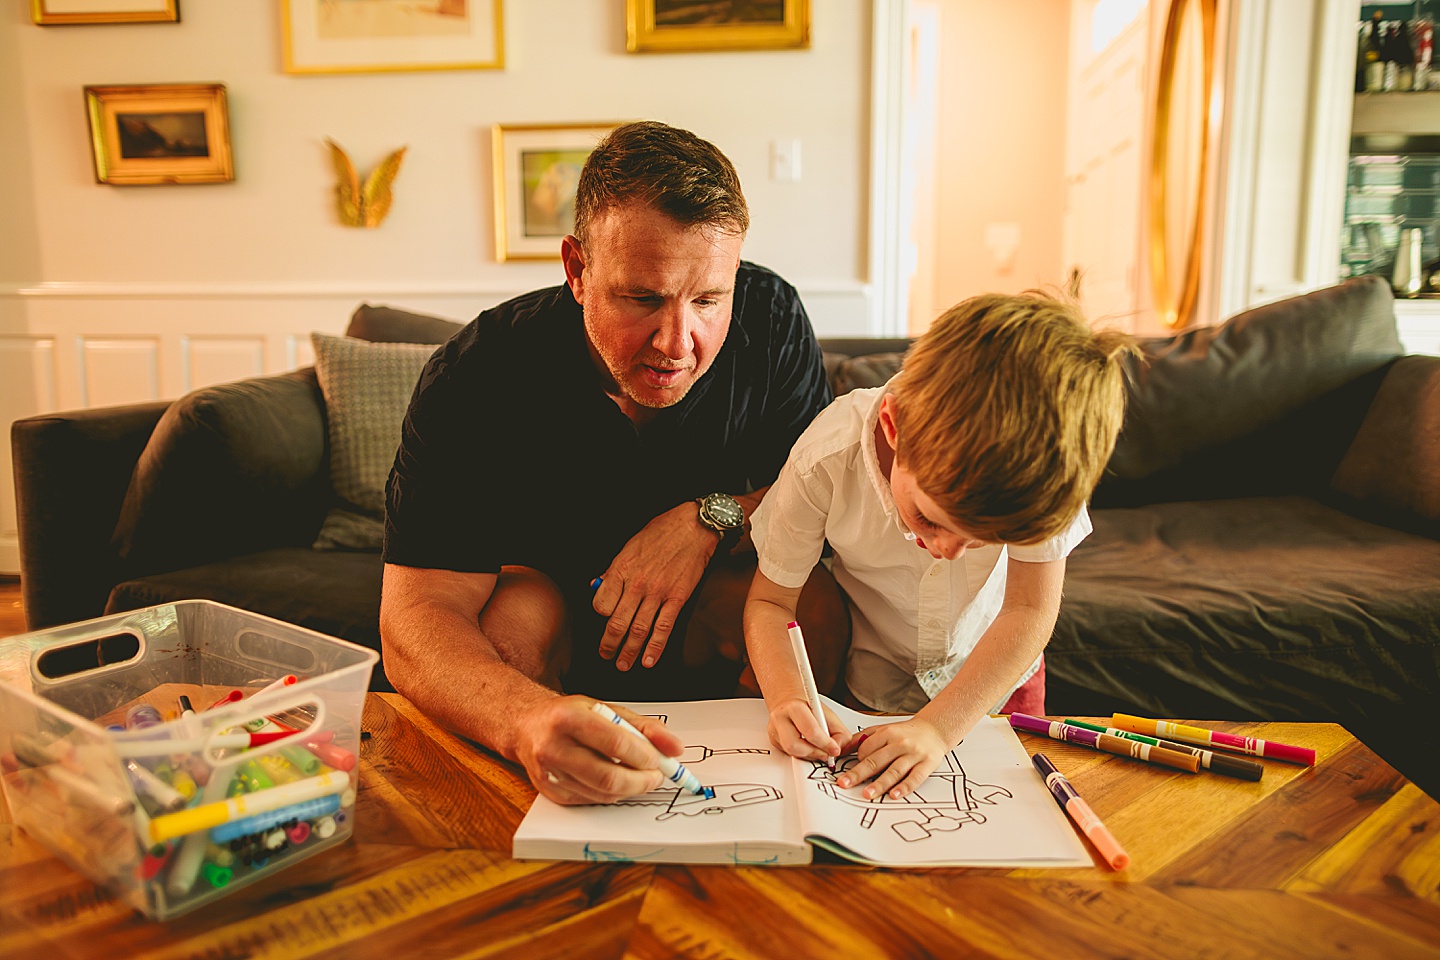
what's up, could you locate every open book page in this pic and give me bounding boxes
[795,702,1092,867]
[512,698,810,865]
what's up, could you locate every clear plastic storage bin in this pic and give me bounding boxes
[0,601,377,920]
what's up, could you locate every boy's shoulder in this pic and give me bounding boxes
[788,385,886,473]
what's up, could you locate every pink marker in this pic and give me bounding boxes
[786,621,835,771]
[252,675,299,699]
[1111,714,1316,766]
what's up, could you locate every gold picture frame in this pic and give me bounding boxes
[281,0,504,75]
[32,0,178,24]
[85,83,233,185]
[491,122,621,261]
[626,0,810,53]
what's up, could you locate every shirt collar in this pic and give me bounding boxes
[858,378,913,540]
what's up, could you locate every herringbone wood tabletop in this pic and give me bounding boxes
[2,694,1437,960]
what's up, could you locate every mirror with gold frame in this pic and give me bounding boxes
[1149,0,1219,329]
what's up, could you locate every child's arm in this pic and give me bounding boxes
[744,570,850,764]
[839,555,1065,799]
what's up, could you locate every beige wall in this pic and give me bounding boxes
[0,1,876,574]
[922,0,1071,329]
[1,1,871,312]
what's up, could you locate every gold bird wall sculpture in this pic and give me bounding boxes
[326,138,406,228]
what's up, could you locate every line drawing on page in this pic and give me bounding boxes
[677,745,771,764]
[808,750,1013,842]
[612,783,784,821]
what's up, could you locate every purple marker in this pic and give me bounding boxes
[1009,713,1200,773]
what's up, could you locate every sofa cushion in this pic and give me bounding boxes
[105,547,391,691]
[1331,354,1440,537]
[311,333,436,551]
[1047,496,1440,728]
[345,303,464,345]
[110,370,330,572]
[832,352,906,395]
[1108,276,1403,483]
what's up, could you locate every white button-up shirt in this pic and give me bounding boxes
[752,384,1091,714]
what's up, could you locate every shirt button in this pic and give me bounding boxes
[927,619,940,629]
[929,568,939,577]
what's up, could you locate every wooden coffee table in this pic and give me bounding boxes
[2,694,1438,959]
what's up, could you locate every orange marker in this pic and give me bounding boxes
[1033,752,1129,871]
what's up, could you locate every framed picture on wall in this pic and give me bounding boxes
[281,0,504,74]
[625,0,810,53]
[492,122,621,261]
[84,83,233,185]
[32,0,178,24]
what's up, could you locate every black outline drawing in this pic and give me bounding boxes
[612,782,784,821]
[808,749,1012,842]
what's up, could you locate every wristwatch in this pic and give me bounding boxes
[697,492,745,549]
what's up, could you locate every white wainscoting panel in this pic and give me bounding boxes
[79,337,161,409]
[0,335,58,575]
[182,336,266,393]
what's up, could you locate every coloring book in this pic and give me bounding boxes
[512,698,1091,867]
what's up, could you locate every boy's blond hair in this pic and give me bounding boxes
[889,291,1133,545]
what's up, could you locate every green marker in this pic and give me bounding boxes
[1063,719,1262,781]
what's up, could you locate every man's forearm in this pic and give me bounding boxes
[381,600,558,762]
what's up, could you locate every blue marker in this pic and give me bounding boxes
[589,577,603,592]
[209,793,343,843]
[591,702,713,798]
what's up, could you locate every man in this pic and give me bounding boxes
[380,121,847,805]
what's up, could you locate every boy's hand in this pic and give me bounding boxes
[766,698,849,763]
[836,718,949,800]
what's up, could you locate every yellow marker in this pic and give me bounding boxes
[148,771,351,844]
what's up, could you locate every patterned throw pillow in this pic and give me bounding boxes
[311,332,436,550]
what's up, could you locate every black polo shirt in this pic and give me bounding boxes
[383,261,832,602]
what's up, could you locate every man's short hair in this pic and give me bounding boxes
[573,120,749,243]
[890,291,1133,545]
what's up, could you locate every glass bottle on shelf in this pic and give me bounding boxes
[1416,18,1434,90]
[1364,11,1386,92]
[1395,20,1416,90]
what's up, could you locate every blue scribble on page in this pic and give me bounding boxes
[582,843,667,862]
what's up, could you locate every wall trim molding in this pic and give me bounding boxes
[1,278,871,301]
[867,0,910,338]
[0,537,17,581]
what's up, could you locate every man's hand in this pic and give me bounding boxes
[591,501,719,670]
[836,717,951,800]
[513,695,686,805]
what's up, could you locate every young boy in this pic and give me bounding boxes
[744,291,1131,801]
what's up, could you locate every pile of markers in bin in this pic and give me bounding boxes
[99,675,359,903]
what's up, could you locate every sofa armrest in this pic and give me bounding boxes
[12,400,170,629]
[1330,354,1440,538]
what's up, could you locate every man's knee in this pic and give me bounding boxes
[687,558,851,697]
[480,566,571,687]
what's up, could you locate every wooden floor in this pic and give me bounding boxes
[0,579,23,639]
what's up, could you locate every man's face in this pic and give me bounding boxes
[562,203,743,416]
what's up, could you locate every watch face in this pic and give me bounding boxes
[702,493,744,530]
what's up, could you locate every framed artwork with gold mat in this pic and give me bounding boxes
[84,83,233,185]
[491,122,621,262]
[281,0,503,74]
[31,0,178,25]
[626,0,810,53]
